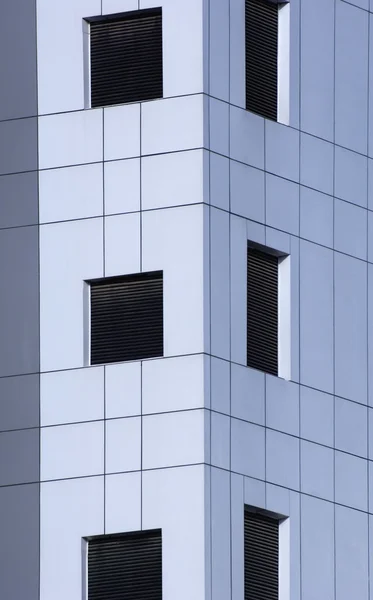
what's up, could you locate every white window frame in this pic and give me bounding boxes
[82,19,92,109]
[278,2,290,125]
[278,254,291,380]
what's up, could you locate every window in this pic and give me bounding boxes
[88,8,163,108]
[87,530,162,600]
[89,271,163,365]
[244,510,279,600]
[245,0,278,120]
[247,246,278,375]
[245,0,290,123]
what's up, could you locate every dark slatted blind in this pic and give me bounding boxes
[90,8,163,108]
[90,271,163,365]
[245,0,278,120]
[88,530,162,600]
[244,511,279,600]
[247,247,278,375]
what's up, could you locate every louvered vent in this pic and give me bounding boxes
[88,529,162,600]
[244,511,279,600]
[89,8,163,108]
[245,0,278,120]
[89,271,163,365]
[247,247,278,375]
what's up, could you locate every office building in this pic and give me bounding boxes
[0,0,371,598]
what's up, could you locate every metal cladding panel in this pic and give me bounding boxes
[245,0,278,121]
[88,530,162,600]
[247,248,278,376]
[90,271,163,365]
[244,511,279,600]
[90,8,163,108]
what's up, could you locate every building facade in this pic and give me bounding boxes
[0,0,372,598]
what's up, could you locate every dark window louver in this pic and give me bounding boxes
[89,8,163,108]
[244,511,279,600]
[245,0,278,120]
[247,247,278,375]
[88,529,162,600]
[89,271,163,365]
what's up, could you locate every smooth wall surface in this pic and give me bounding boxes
[36,1,208,599]
[0,1,40,599]
[206,0,373,598]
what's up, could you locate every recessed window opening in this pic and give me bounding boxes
[245,0,290,123]
[85,529,162,600]
[86,8,163,108]
[88,271,164,366]
[244,507,289,600]
[247,243,290,379]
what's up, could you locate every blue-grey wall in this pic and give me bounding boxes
[0,0,39,598]
[0,0,37,120]
[206,1,373,599]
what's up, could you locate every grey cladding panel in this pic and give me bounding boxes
[0,226,39,377]
[0,484,39,600]
[0,374,39,432]
[0,428,39,486]
[0,118,38,175]
[0,0,37,119]
[0,172,38,228]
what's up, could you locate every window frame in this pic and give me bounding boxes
[86,271,164,367]
[245,0,290,124]
[246,241,291,379]
[84,7,163,109]
[83,529,163,600]
[244,506,290,600]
